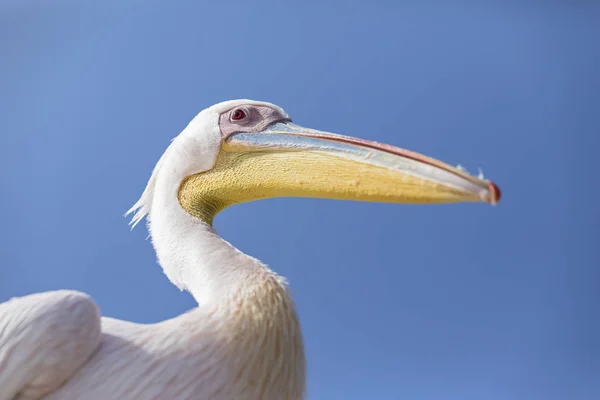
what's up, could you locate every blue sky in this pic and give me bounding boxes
[1,2,599,399]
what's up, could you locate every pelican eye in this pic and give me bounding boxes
[231,109,247,121]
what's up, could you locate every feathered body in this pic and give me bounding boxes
[2,234,304,400]
[42,273,304,399]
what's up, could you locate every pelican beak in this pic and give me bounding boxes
[184,121,500,213]
[218,121,500,206]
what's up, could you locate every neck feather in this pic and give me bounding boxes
[146,161,304,320]
[146,166,306,397]
[148,168,272,305]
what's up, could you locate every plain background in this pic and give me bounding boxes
[1,2,599,399]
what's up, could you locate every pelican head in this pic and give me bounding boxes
[129,99,500,228]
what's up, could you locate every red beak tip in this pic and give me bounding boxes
[488,181,501,205]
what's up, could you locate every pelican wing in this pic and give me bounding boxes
[0,290,102,400]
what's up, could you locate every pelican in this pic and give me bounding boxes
[0,100,500,399]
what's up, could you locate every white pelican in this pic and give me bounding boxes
[0,100,500,399]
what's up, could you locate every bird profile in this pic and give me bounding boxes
[0,100,500,400]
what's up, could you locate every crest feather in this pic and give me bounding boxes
[125,138,177,229]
